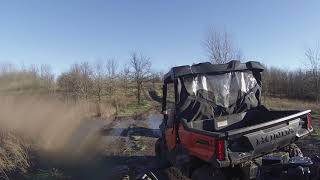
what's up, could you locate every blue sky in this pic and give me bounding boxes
[1,0,320,75]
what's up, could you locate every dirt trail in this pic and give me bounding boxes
[101,114,162,179]
[100,114,188,180]
[33,112,187,180]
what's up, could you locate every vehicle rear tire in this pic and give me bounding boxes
[191,165,226,180]
[155,138,171,168]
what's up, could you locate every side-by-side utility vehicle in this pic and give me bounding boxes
[155,61,316,179]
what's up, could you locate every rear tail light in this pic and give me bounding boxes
[307,113,313,130]
[216,140,225,161]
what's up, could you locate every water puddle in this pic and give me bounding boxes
[146,114,163,129]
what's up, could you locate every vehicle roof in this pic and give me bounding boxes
[164,60,264,83]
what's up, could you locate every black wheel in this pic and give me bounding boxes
[179,157,202,178]
[191,165,226,180]
[155,138,171,168]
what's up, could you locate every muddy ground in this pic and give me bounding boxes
[30,111,320,180]
[30,111,188,180]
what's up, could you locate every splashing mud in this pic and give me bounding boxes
[0,97,189,179]
[0,95,186,179]
[0,95,117,171]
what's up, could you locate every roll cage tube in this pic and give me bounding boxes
[162,83,167,114]
[162,81,179,124]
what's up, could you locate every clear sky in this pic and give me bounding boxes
[1,0,320,74]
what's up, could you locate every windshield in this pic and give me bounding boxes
[179,71,258,108]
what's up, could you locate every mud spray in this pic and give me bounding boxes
[0,95,115,165]
[0,95,170,179]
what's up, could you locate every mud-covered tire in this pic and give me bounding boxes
[155,138,171,168]
[191,165,226,180]
[287,143,303,157]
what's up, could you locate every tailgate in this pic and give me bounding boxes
[226,110,313,165]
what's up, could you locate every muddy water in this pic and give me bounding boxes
[146,114,163,137]
[100,114,163,179]
[38,113,164,180]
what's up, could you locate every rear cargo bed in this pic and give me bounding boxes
[226,110,311,138]
[225,110,312,164]
[187,106,303,133]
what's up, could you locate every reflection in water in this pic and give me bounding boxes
[146,114,163,137]
[146,114,163,129]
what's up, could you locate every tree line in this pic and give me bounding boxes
[0,52,164,116]
[1,28,319,108]
[263,48,320,102]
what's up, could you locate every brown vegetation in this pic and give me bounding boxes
[263,96,320,113]
[257,46,320,103]
[0,131,30,179]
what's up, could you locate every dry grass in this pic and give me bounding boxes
[0,131,30,178]
[263,96,320,136]
[263,96,320,113]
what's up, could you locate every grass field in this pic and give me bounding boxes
[263,96,319,113]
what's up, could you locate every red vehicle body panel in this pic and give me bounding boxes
[165,123,216,161]
[165,127,177,151]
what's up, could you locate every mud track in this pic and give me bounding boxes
[34,112,188,180]
[100,114,189,180]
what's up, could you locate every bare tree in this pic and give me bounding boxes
[106,59,118,78]
[120,63,131,94]
[305,47,320,73]
[204,29,242,64]
[130,52,152,105]
[305,46,320,101]
[150,71,163,89]
[77,62,93,99]
[40,64,54,92]
[106,59,118,95]
[92,60,107,117]
[57,72,73,92]
[57,62,93,99]
[0,62,15,75]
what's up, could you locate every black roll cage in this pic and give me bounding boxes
[162,60,264,118]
